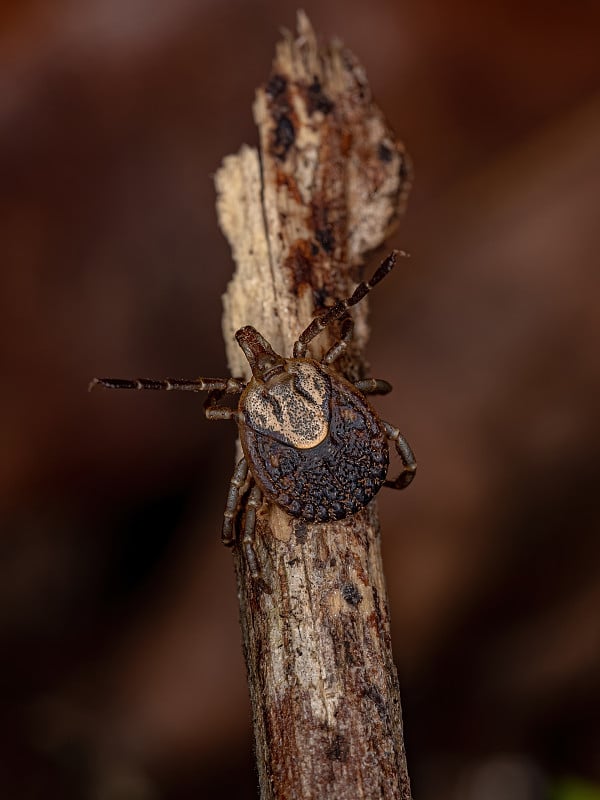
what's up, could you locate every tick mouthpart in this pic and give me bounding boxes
[260,362,287,383]
[235,326,286,382]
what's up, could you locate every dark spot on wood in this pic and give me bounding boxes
[257,577,272,595]
[306,77,334,115]
[273,115,295,160]
[364,684,390,723]
[316,227,335,254]
[327,733,349,762]
[372,585,382,617]
[265,73,299,162]
[283,239,316,294]
[378,142,393,162]
[294,522,308,543]
[266,73,287,97]
[311,199,339,263]
[276,170,302,203]
[341,582,362,606]
[312,286,329,309]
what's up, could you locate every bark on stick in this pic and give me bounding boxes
[215,13,413,800]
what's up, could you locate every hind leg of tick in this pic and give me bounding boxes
[221,459,264,584]
[382,421,417,490]
[353,378,393,395]
[242,484,263,581]
[222,457,250,546]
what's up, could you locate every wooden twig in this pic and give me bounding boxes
[215,13,413,800]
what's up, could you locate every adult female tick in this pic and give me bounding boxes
[90,250,417,578]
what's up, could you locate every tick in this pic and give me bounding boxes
[90,250,416,578]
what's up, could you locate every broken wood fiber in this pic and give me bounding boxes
[215,12,413,800]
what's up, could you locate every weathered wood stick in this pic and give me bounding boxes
[215,12,413,799]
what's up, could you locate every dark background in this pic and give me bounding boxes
[1,1,599,798]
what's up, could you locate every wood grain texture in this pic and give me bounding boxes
[215,12,413,799]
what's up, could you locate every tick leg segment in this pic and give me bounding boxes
[222,457,249,546]
[322,316,354,365]
[382,420,417,489]
[354,378,393,395]
[89,376,246,393]
[293,250,408,358]
[242,484,263,580]
[204,390,240,421]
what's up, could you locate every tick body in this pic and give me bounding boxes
[239,357,389,523]
[91,251,417,578]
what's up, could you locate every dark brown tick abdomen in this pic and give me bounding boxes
[241,375,389,522]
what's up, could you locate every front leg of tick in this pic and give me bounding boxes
[382,421,417,489]
[204,390,241,421]
[322,316,354,365]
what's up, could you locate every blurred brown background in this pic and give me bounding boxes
[1,1,599,798]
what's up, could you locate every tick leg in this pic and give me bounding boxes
[293,250,408,358]
[222,457,249,546]
[204,390,240,421]
[382,420,417,489]
[242,484,263,580]
[354,378,393,395]
[321,316,354,365]
[89,376,246,393]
